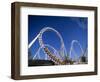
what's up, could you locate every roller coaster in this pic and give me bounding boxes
[28,27,87,65]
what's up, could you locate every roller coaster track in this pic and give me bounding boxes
[69,40,84,62]
[28,27,87,65]
[38,27,66,64]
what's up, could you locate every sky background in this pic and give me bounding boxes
[28,15,88,61]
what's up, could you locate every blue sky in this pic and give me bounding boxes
[28,15,88,61]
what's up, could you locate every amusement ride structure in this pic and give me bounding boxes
[28,27,87,65]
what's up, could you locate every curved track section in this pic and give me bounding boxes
[69,40,84,62]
